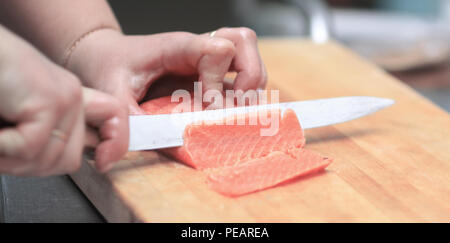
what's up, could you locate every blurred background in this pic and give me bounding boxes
[2,0,449,223]
[108,0,450,111]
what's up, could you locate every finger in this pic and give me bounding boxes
[259,62,268,89]
[36,87,82,168]
[212,28,265,91]
[0,111,54,161]
[197,37,235,93]
[124,94,144,115]
[156,32,235,94]
[0,111,57,176]
[36,84,84,175]
[48,107,85,175]
[0,128,36,175]
[223,76,235,90]
[83,88,129,172]
[0,157,37,176]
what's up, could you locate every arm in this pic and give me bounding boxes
[0,0,121,65]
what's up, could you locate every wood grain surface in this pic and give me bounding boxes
[71,39,450,222]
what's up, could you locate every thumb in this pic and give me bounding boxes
[82,88,129,172]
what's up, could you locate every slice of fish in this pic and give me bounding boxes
[140,96,332,196]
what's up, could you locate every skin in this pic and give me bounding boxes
[0,0,266,175]
[0,0,267,114]
[0,0,121,65]
[67,28,268,114]
[0,26,128,176]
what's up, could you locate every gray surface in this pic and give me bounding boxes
[108,0,309,36]
[0,175,104,223]
[108,0,240,34]
[417,88,450,112]
[0,176,4,222]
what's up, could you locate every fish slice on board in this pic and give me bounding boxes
[140,96,334,196]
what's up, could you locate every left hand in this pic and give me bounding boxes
[66,27,267,114]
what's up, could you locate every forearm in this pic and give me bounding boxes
[0,0,121,65]
[0,24,36,66]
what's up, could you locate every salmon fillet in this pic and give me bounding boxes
[161,109,305,169]
[140,95,332,196]
[207,149,332,196]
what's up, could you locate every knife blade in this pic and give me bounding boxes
[128,96,394,151]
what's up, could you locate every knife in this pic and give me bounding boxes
[128,96,394,151]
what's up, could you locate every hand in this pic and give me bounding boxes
[66,27,268,114]
[0,28,128,176]
[82,87,129,172]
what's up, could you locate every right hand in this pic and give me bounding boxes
[0,26,128,176]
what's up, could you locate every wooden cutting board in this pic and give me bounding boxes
[71,39,450,222]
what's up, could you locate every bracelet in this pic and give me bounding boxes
[61,26,119,68]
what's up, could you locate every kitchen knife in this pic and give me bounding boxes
[129,96,394,151]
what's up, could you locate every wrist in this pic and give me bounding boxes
[64,27,124,86]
